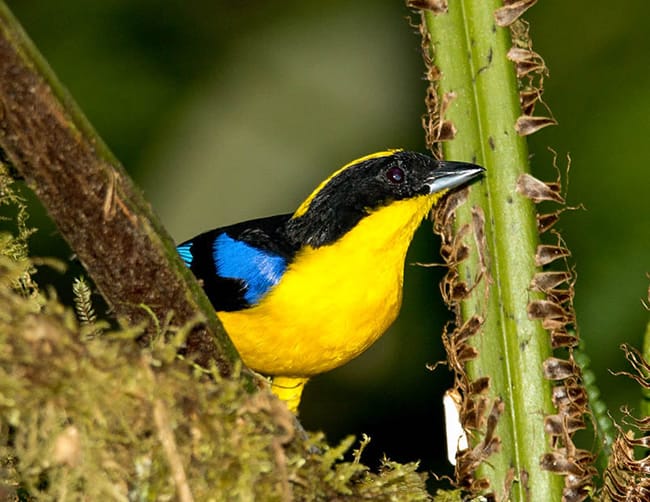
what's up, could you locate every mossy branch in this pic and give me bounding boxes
[0,2,240,375]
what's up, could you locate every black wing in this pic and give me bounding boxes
[177,214,297,311]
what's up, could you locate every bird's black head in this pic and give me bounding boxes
[285,150,484,248]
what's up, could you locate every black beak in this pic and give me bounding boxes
[425,161,485,194]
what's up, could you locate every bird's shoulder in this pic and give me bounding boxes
[178,214,297,311]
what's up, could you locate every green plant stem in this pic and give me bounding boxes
[424,2,562,499]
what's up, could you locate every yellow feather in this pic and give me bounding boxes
[217,191,444,378]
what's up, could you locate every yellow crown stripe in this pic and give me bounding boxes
[292,149,402,219]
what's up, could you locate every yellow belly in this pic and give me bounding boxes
[217,194,438,377]
[218,246,404,376]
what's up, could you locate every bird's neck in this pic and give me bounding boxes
[339,194,439,257]
[300,196,437,270]
[285,193,442,251]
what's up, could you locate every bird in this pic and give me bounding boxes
[177,150,484,413]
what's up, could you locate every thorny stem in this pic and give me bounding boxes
[642,319,650,418]
[422,2,562,500]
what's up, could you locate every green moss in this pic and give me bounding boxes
[0,276,433,500]
[0,162,431,501]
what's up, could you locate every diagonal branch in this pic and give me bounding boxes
[0,1,240,376]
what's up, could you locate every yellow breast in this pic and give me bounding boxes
[217,194,439,377]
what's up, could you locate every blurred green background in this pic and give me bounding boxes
[5,0,649,477]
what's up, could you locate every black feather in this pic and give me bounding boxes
[179,214,298,311]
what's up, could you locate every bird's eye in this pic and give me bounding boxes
[386,166,404,184]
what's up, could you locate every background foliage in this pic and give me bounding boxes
[4,0,649,477]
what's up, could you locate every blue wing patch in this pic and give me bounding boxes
[213,233,287,304]
[177,243,194,266]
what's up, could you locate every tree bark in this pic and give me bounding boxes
[0,1,240,376]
